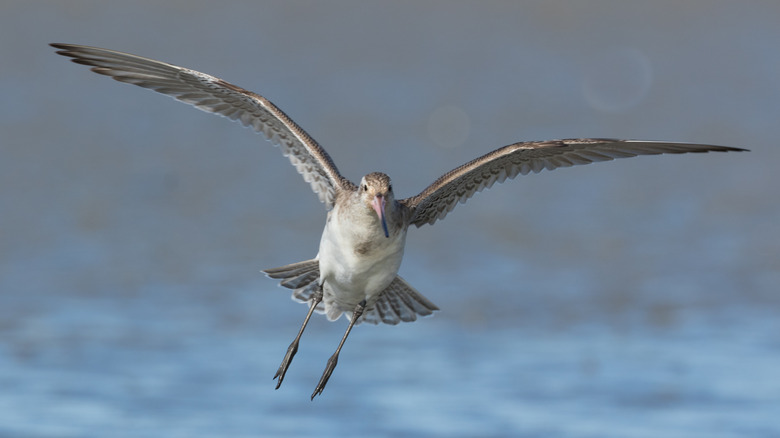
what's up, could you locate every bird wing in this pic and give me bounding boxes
[402,138,746,227]
[51,43,351,207]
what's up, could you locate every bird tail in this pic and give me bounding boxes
[263,259,323,310]
[361,275,439,325]
[263,259,439,325]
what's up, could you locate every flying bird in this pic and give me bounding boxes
[51,43,746,399]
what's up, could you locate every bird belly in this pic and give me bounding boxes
[317,215,407,314]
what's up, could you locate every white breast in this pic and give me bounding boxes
[316,202,407,313]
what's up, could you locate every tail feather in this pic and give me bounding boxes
[281,270,319,290]
[264,259,439,325]
[263,259,324,310]
[264,259,318,279]
[362,276,439,325]
[292,281,321,304]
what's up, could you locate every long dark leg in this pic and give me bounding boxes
[273,284,323,389]
[311,299,366,400]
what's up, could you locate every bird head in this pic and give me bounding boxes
[359,172,393,238]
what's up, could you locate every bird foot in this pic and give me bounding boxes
[311,353,339,400]
[273,340,299,389]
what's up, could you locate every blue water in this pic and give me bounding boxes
[2,2,779,437]
[2,289,778,437]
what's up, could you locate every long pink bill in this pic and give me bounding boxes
[371,195,389,238]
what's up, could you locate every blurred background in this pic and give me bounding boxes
[1,1,778,437]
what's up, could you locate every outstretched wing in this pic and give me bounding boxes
[403,138,746,227]
[51,43,352,207]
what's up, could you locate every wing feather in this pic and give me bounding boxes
[51,43,351,207]
[403,138,746,227]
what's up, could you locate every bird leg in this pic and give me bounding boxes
[311,299,366,400]
[273,284,323,390]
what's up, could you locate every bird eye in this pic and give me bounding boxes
[362,184,367,191]
[388,185,393,192]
